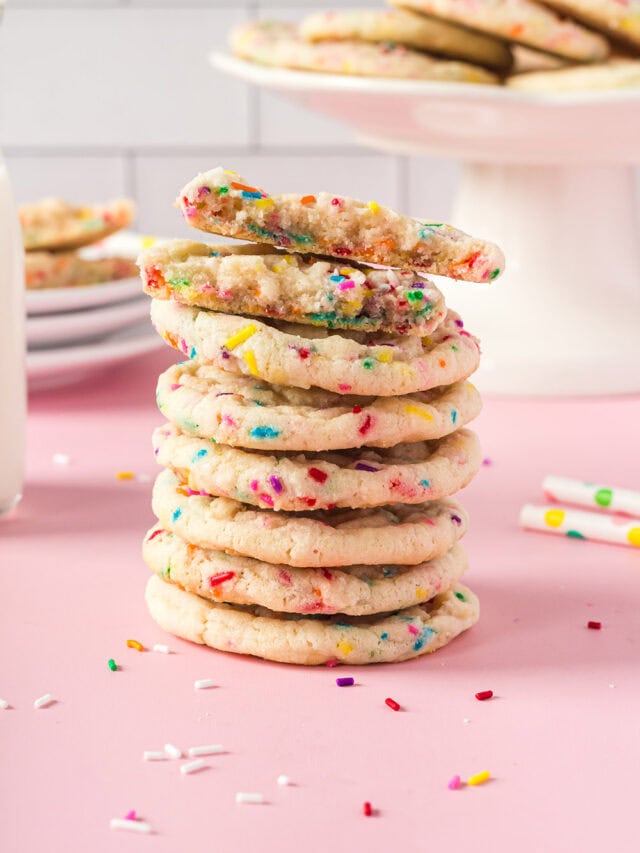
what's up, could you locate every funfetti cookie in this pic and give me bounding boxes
[153,423,482,511]
[539,1,640,51]
[156,361,482,452]
[25,252,138,290]
[300,8,513,71]
[150,301,481,397]
[507,59,640,91]
[20,198,135,252]
[152,468,468,567]
[177,167,505,282]
[230,20,499,84]
[144,526,469,616]
[140,240,446,336]
[391,0,609,62]
[145,574,479,665]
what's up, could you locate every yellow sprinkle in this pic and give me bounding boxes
[415,587,428,600]
[468,771,491,786]
[336,641,353,656]
[224,169,239,175]
[367,201,380,214]
[404,404,434,422]
[116,471,135,480]
[283,255,295,265]
[544,509,565,528]
[339,268,356,276]
[627,527,640,547]
[244,350,259,377]
[224,324,258,351]
[376,351,393,364]
[140,235,156,249]
[272,264,284,273]
[255,198,275,210]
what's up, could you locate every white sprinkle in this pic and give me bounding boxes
[153,644,170,654]
[137,473,152,484]
[180,759,207,775]
[463,717,471,725]
[0,699,10,710]
[194,678,215,690]
[609,683,617,689]
[143,750,168,761]
[277,775,291,786]
[110,818,152,834]
[164,743,182,759]
[33,693,53,709]
[188,744,225,757]
[236,792,264,805]
[52,453,70,466]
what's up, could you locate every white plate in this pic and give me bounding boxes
[27,321,164,392]
[27,296,151,349]
[26,275,142,316]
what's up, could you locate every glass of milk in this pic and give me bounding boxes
[0,156,26,516]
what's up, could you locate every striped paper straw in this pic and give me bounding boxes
[543,476,640,518]
[520,504,640,548]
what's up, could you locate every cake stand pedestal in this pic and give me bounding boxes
[213,55,640,395]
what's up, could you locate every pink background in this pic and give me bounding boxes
[2,349,639,852]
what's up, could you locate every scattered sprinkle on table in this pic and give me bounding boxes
[52,453,70,465]
[235,792,264,805]
[463,717,471,724]
[475,690,493,701]
[110,818,152,834]
[482,457,492,466]
[124,811,137,821]
[33,693,53,710]
[448,775,462,790]
[180,758,207,775]
[385,697,400,711]
[588,621,602,630]
[164,743,182,759]
[277,775,291,786]
[188,744,224,757]
[153,644,170,654]
[126,639,144,651]
[363,801,373,817]
[107,658,118,672]
[0,698,10,710]
[468,771,491,786]
[336,676,354,687]
[194,678,215,690]
[143,750,167,761]
[116,471,135,481]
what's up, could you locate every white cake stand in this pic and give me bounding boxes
[213,54,640,395]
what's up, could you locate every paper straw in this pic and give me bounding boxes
[520,504,640,548]
[543,476,640,518]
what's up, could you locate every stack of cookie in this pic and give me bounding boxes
[20,198,137,290]
[140,167,505,666]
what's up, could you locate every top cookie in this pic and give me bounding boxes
[539,1,640,51]
[140,239,446,336]
[300,8,513,71]
[20,198,135,252]
[230,20,499,85]
[178,167,505,282]
[392,0,610,62]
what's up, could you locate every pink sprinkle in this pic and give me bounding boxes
[184,204,197,218]
[338,280,355,291]
[482,458,492,466]
[448,775,461,791]
[259,493,274,507]
[278,569,292,586]
[222,415,237,428]
[124,811,137,821]
[197,185,210,198]
[170,383,181,391]
[408,624,419,636]
[338,384,352,393]
[325,659,340,668]
[250,480,259,492]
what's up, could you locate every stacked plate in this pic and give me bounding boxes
[27,233,162,392]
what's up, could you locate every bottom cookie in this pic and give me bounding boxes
[145,574,479,665]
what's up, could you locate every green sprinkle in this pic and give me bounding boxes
[595,488,613,508]
[451,345,458,351]
[454,591,466,601]
[217,186,229,195]
[169,278,190,288]
[362,359,374,370]
[490,268,500,280]
[108,659,118,672]
[406,290,424,303]
[566,530,586,539]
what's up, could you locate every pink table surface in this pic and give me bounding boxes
[2,349,640,853]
